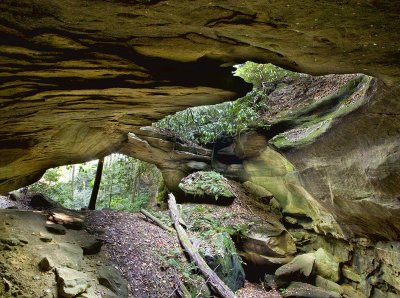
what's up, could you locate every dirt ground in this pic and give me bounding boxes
[0,194,280,297]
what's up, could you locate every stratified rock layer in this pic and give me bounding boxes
[1,0,400,275]
[1,0,400,192]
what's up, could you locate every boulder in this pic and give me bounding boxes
[240,251,293,267]
[283,282,341,298]
[8,191,21,201]
[48,209,85,230]
[264,274,278,290]
[314,248,340,282]
[234,130,268,159]
[242,181,282,215]
[29,193,61,209]
[275,253,316,286]
[45,223,67,235]
[38,257,56,271]
[57,243,83,270]
[342,265,361,283]
[341,284,367,298]
[0,237,20,246]
[76,286,99,298]
[315,275,343,295]
[56,267,90,298]
[178,171,235,203]
[80,238,103,255]
[372,288,399,298]
[239,220,295,256]
[40,243,83,270]
[98,265,128,298]
[39,234,53,243]
[200,233,245,291]
[238,220,296,270]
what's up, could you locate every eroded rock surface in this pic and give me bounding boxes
[1,0,400,194]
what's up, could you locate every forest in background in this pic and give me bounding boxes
[30,154,163,211]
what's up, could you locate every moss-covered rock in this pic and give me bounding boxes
[179,171,235,202]
[314,248,340,282]
[199,232,245,291]
[269,75,373,150]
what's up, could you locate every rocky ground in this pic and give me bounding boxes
[2,182,398,298]
[0,193,281,297]
[0,194,192,298]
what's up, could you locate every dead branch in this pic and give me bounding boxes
[168,193,236,298]
[140,209,174,233]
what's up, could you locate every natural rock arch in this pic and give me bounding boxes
[1,1,400,240]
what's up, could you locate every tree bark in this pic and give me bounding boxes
[71,164,75,200]
[167,193,236,298]
[88,157,104,210]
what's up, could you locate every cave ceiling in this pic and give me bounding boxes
[1,0,400,226]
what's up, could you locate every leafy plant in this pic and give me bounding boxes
[178,171,234,200]
[154,96,262,145]
[234,61,300,89]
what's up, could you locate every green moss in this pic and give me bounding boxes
[199,232,245,291]
[178,171,234,200]
[270,120,332,150]
[155,180,168,208]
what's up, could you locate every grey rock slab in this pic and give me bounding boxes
[275,253,316,286]
[98,265,128,298]
[80,238,103,255]
[45,223,67,235]
[283,282,341,298]
[315,275,343,295]
[314,248,340,282]
[56,267,90,298]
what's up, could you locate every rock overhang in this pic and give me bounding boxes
[1,0,400,240]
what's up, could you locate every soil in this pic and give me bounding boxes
[0,192,283,298]
[84,209,183,298]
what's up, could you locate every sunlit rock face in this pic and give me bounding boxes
[0,1,400,241]
[284,81,400,240]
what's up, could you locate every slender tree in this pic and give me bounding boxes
[71,164,75,200]
[88,157,104,210]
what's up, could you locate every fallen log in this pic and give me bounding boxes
[140,209,174,233]
[167,193,236,298]
[176,278,191,298]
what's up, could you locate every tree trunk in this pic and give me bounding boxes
[71,164,75,200]
[167,193,236,298]
[88,157,104,210]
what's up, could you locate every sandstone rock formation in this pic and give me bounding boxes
[1,0,400,193]
[1,3,400,291]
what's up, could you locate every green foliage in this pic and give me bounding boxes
[157,249,206,297]
[178,171,234,200]
[153,62,299,145]
[154,95,263,145]
[234,61,300,89]
[30,167,72,206]
[182,205,249,239]
[30,154,163,211]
